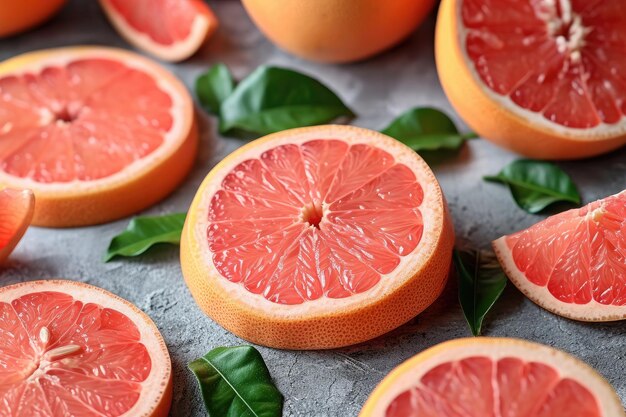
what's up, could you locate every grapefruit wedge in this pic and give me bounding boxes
[436,0,626,159]
[359,338,625,417]
[181,125,455,349]
[0,280,172,416]
[0,47,197,227]
[493,190,626,322]
[99,0,219,62]
[0,188,34,264]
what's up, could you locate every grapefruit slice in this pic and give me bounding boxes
[181,125,455,349]
[359,337,625,417]
[0,188,34,264]
[0,280,172,416]
[99,0,219,62]
[436,0,626,159]
[0,47,197,227]
[493,190,626,322]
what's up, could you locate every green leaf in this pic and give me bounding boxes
[381,107,476,152]
[104,213,186,262]
[219,66,355,135]
[189,346,284,417]
[196,63,236,115]
[454,249,507,336]
[484,159,581,213]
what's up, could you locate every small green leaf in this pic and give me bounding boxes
[454,249,507,336]
[484,159,581,213]
[189,346,283,417]
[196,63,235,115]
[219,66,355,136]
[381,107,476,152]
[104,213,186,262]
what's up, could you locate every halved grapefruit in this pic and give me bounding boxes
[0,188,34,264]
[99,0,219,62]
[493,190,626,322]
[0,280,172,416]
[180,125,455,350]
[436,0,626,159]
[0,47,197,227]
[359,338,625,417]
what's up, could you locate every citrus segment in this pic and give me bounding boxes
[0,47,197,227]
[493,190,626,321]
[436,0,626,159]
[100,0,219,62]
[181,125,454,349]
[0,188,34,264]
[359,338,624,417]
[0,280,171,417]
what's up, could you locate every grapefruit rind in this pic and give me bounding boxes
[359,337,625,417]
[0,279,172,417]
[181,125,454,349]
[0,47,197,227]
[99,0,217,62]
[435,0,626,159]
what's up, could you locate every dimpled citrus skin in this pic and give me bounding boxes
[180,125,455,350]
[241,0,436,63]
[435,0,626,160]
[0,0,66,38]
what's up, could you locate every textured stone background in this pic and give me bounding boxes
[1,1,624,416]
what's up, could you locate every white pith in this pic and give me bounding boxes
[456,0,626,139]
[190,126,447,318]
[0,47,192,195]
[99,0,212,62]
[362,338,624,416]
[0,280,171,417]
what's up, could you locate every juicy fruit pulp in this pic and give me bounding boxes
[0,189,33,263]
[503,191,626,307]
[107,0,209,46]
[462,0,626,128]
[0,57,173,183]
[0,291,151,415]
[386,356,601,416]
[208,140,425,305]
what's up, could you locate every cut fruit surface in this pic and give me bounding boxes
[181,125,454,349]
[493,190,626,321]
[0,280,172,417]
[359,338,625,417]
[0,47,197,227]
[99,0,218,62]
[436,0,626,159]
[0,188,34,264]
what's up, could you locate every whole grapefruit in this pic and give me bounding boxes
[241,0,436,63]
[0,0,66,38]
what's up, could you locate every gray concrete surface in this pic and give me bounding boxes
[1,1,625,415]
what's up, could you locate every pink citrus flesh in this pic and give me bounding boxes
[388,357,600,416]
[493,190,626,321]
[0,56,173,183]
[463,0,626,128]
[0,188,34,264]
[0,280,171,416]
[208,140,425,305]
